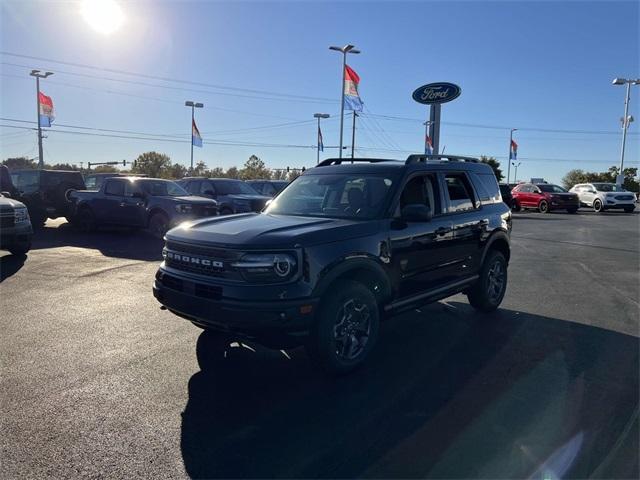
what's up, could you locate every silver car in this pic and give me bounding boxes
[570,183,636,213]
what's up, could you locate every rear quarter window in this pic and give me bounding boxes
[471,172,501,204]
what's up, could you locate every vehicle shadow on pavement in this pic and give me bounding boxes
[0,253,26,282]
[180,303,639,479]
[30,221,164,261]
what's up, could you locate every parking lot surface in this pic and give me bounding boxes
[1,211,638,478]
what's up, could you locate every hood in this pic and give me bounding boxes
[166,195,218,205]
[166,213,380,248]
[0,196,26,210]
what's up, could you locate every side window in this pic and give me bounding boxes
[200,181,215,195]
[251,182,264,194]
[520,185,531,193]
[85,177,97,190]
[444,173,477,213]
[399,174,440,215]
[104,180,124,196]
[124,181,143,197]
[470,173,500,203]
[262,183,276,196]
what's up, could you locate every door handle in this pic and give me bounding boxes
[435,226,451,236]
[119,202,126,207]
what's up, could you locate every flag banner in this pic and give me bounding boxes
[425,134,433,155]
[343,65,363,112]
[192,119,202,147]
[38,92,54,127]
[318,125,324,152]
[510,139,518,160]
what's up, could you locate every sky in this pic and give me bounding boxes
[1,0,638,184]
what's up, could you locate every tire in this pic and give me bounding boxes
[149,212,169,239]
[195,329,231,371]
[220,207,233,216]
[76,206,96,232]
[538,200,549,213]
[467,250,508,313]
[511,200,521,212]
[624,206,635,213]
[305,279,379,375]
[8,237,31,255]
[567,208,578,214]
[593,199,603,213]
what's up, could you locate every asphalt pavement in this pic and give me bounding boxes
[1,210,638,478]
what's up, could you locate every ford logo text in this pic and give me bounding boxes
[412,82,462,105]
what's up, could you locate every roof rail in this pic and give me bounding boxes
[316,158,394,167]
[405,154,480,165]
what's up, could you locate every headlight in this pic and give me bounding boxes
[175,204,193,213]
[232,252,298,283]
[14,207,29,224]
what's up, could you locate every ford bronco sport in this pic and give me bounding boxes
[153,155,512,374]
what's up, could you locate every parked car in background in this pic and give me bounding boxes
[154,154,512,374]
[498,183,513,209]
[0,194,33,255]
[83,172,147,191]
[246,179,288,197]
[177,178,271,215]
[9,169,86,227]
[69,177,218,238]
[570,183,636,213]
[511,182,579,213]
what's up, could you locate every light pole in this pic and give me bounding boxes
[185,101,203,172]
[329,44,360,159]
[511,161,521,183]
[313,113,330,164]
[29,70,53,169]
[507,128,518,185]
[612,78,640,180]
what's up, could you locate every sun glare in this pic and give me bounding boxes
[81,0,124,35]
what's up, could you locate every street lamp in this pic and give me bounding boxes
[511,161,522,183]
[506,128,518,185]
[313,113,330,164]
[29,70,54,169]
[329,44,360,158]
[185,101,204,172]
[612,78,640,181]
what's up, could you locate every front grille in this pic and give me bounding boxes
[192,205,218,218]
[164,258,228,278]
[158,273,223,300]
[161,274,183,292]
[615,195,634,201]
[163,241,243,280]
[0,214,15,228]
[165,241,237,259]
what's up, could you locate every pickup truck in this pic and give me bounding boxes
[69,176,218,237]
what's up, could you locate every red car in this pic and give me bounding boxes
[511,183,579,214]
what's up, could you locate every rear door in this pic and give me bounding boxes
[100,178,126,223]
[389,172,458,298]
[581,184,596,206]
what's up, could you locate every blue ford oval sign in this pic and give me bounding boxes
[412,82,462,105]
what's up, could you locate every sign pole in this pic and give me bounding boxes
[429,104,441,155]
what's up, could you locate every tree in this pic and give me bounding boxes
[479,156,503,181]
[225,166,239,179]
[131,151,172,178]
[168,163,188,179]
[92,165,119,173]
[49,163,78,171]
[287,170,302,182]
[239,155,270,180]
[271,169,288,180]
[561,169,588,189]
[207,167,225,178]
[2,157,37,170]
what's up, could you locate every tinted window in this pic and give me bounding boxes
[212,180,259,195]
[262,182,276,196]
[140,180,188,197]
[199,181,216,195]
[85,176,98,190]
[104,180,125,196]
[471,173,501,203]
[538,184,567,193]
[11,171,40,194]
[399,175,440,215]
[444,173,476,212]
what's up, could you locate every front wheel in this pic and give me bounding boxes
[593,199,604,213]
[511,200,521,212]
[305,279,379,375]
[8,237,31,255]
[467,250,508,313]
[149,212,169,239]
[538,200,549,213]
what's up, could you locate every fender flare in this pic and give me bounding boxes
[481,230,511,265]
[312,256,393,302]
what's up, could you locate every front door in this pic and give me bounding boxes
[389,173,458,299]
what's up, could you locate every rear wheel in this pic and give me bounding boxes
[538,200,549,213]
[76,207,96,232]
[305,279,379,375]
[149,212,169,239]
[593,199,603,213]
[467,250,508,313]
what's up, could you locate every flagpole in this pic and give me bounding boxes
[507,128,517,184]
[29,70,53,169]
[350,111,357,160]
[190,104,194,172]
[329,45,360,160]
[317,116,321,164]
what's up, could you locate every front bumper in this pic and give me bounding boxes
[0,222,33,248]
[603,198,636,209]
[153,269,318,338]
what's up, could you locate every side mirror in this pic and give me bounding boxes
[401,204,432,222]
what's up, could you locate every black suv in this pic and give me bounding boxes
[154,155,512,374]
[246,179,289,197]
[9,169,85,227]
[177,178,271,215]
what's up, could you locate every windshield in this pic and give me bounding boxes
[593,183,626,192]
[538,184,567,193]
[139,180,188,197]
[265,173,396,219]
[213,180,260,195]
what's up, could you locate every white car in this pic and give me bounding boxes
[570,183,636,213]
